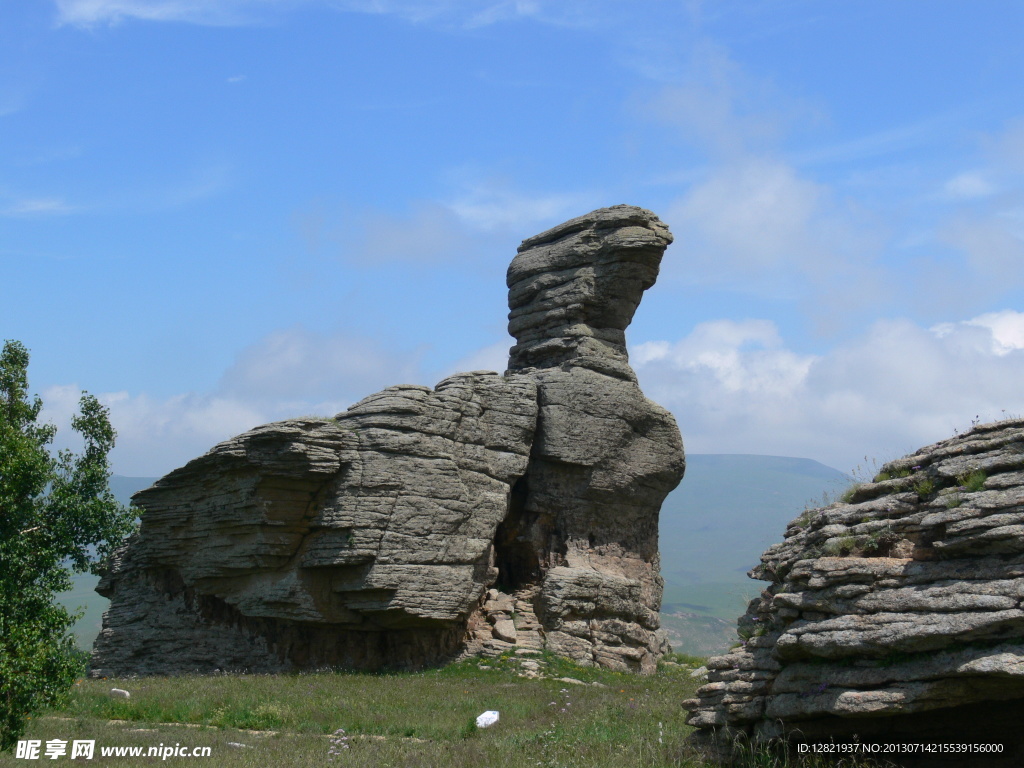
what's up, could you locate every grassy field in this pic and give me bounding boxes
[4,652,708,767]
[5,650,904,767]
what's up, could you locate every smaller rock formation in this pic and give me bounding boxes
[684,418,1024,766]
[90,205,685,677]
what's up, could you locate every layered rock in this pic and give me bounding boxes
[91,205,685,677]
[684,418,1024,765]
[507,204,672,380]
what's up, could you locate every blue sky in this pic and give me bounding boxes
[5,0,1024,477]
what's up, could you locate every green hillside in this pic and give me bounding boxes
[659,454,849,622]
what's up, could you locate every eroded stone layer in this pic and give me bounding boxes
[507,204,673,380]
[91,373,538,675]
[91,205,684,676]
[683,418,1024,766]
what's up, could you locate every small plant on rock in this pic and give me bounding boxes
[912,478,934,499]
[957,469,987,492]
[872,468,912,483]
[824,535,856,556]
[943,491,964,509]
[839,484,862,504]
[860,532,881,553]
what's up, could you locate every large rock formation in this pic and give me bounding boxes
[684,418,1024,766]
[91,205,685,677]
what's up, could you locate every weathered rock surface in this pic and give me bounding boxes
[91,205,685,677]
[507,204,672,380]
[683,418,1024,765]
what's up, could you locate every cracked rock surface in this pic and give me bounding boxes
[90,205,684,676]
[683,418,1024,766]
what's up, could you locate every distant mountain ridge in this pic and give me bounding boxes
[659,454,849,624]
[58,475,156,649]
[62,459,850,656]
[108,475,158,507]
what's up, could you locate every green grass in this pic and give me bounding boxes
[957,469,987,492]
[3,652,706,768]
[4,651,902,767]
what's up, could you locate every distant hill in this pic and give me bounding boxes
[60,461,851,656]
[658,454,849,653]
[107,475,159,508]
[57,475,157,649]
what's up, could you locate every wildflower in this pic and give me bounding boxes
[327,728,351,758]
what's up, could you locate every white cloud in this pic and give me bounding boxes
[38,384,267,477]
[634,319,814,397]
[666,159,823,274]
[161,162,233,207]
[357,202,471,263]
[293,177,595,264]
[644,40,822,154]
[919,119,1024,305]
[54,0,607,28]
[443,340,509,376]
[0,96,24,118]
[659,156,890,327]
[942,171,995,200]
[41,311,1024,479]
[447,179,595,233]
[941,214,1024,282]
[218,325,425,404]
[634,312,1024,473]
[54,0,267,26]
[2,197,77,217]
[987,117,1024,174]
[103,391,269,475]
[38,325,429,476]
[792,111,961,168]
[932,310,1024,357]
[294,199,475,264]
[642,42,890,323]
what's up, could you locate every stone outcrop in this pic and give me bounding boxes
[684,418,1024,765]
[91,205,685,677]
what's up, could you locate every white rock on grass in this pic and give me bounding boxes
[476,711,500,728]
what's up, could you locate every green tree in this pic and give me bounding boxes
[0,340,136,752]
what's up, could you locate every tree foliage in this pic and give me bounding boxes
[0,340,136,752]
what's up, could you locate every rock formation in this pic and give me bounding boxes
[90,205,685,677]
[684,418,1024,766]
